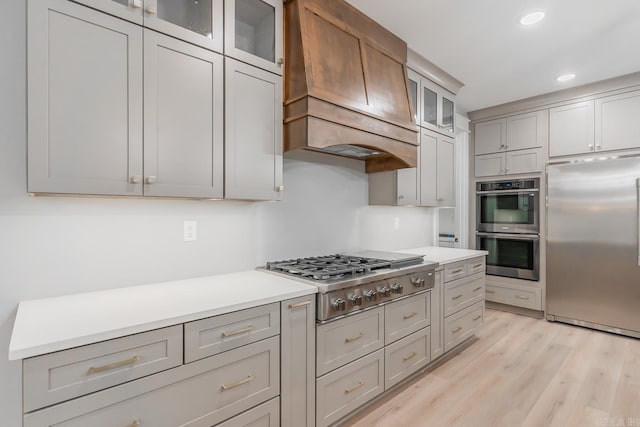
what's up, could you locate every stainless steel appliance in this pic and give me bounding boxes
[476,178,540,281]
[260,251,438,322]
[476,232,540,281]
[547,154,640,338]
[476,178,540,234]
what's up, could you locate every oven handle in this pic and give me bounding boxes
[476,189,539,195]
[476,232,540,241]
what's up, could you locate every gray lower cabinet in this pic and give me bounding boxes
[384,326,431,389]
[281,296,316,427]
[430,270,444,360]
[24,337,280,427]
[27,0,144,195]
[217,397,280,427]
[225,58,283,201]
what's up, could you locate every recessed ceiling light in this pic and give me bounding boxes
[556,73,576,82]
[519,11,545,26]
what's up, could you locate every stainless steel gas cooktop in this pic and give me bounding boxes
[260,251,438,322]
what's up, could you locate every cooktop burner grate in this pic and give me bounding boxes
[266,254,391,281]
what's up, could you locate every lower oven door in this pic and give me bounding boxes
[476,232,540,281]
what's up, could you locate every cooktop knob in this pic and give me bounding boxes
[332,298,346,311]
[364,289,378,302]
[350,294,363,306]
[390,283,403,294]
[379,287,391,297]
[411,277,426,287]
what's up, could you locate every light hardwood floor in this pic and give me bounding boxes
[345,308,640,427]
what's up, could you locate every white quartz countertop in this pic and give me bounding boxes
[9,271,317,361]
[401,246,488,265]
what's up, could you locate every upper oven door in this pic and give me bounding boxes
[476,189,539,233]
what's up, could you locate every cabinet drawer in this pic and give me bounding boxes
[385,292,430,345]
[23,325,182,412]
[185,302,279,363]
[24,337,279,427]
[466,257,486,275]
[444,273,485,317]
[316,349,384,427]
[485,284,541,310]
[216,397,280,427]
[384,327,431,390]
[443,261,467,282]
[444,302,484,353]
[316,307,384,376]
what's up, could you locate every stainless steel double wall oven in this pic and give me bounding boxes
[476,178,540,281]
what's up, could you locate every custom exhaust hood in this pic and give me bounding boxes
[283,0,419,173]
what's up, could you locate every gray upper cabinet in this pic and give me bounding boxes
[595,90,640,153]
[420,129,455,207]
[143,30,224,198]
[475,111,546,156]
[419,75,456,137]
[27,0,144,196]
[224,0,283,75]
[225,59,283,201]
[549,101,595,157]
[75,0,224,52]
[407,69,421,126]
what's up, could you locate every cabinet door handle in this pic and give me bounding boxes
[345,332,364,343]
[451,268,464,274]
[87,355,139,375]
[452,326,463,334]
[129,175,142,184]
[344,380,365,394]
[221,374,254,391]
[403,351,418,361]
[288,300,311,309]
[452,294,463,300]
[486,289,495,294]
[145,4,157,14]
[277,58,284,66]
[516,295,530,300]
[275,185,285,192]
[144,175,157,184]
[473,286,483,292]
[221,325,253,337]
[403,312,418,320]
[126,420,141,427]
[130,0,142,8]
[472,263,483,268]
[473,315,482,321]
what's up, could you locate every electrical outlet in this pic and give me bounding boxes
[184,221,197,241]
[393,217,400,230]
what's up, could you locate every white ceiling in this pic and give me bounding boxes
[346,0,640,113]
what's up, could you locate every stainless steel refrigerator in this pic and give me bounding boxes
[547,153,640,338]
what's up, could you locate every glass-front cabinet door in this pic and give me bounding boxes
[144,0,224,53]
[224,0,283,75]
[421,84,438,129]
[73,0,144,24]
[420,77,456,136]
[442,96,455,134]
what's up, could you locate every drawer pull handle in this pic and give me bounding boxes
[221,374,254,391]
[403,312,418,320]
[126,420,141,427]
[87,355,139,375]
[486,290,495,294]
[452,294,463,300]
[222,325,254,338]
[473,315,482,321]
[452,326,463,334]
[516,295,530,300]
[345,332,364,343]
[451,268,464,274]
[473,286,483,292]
[403,351,418,362]
[344,380,365,394]
[472,263,483,269]
[288,300,312,309]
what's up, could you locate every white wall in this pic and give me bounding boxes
[0,1,435,423]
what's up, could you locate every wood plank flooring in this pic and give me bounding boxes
[345,309,640,427]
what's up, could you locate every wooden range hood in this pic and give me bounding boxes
[283,0,419,173]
